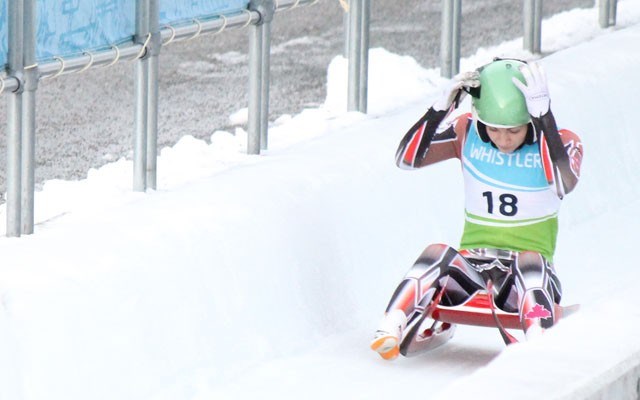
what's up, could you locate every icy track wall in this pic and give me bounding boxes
[437,24,640,400]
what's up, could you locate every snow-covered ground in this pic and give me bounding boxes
[1,1,640,399]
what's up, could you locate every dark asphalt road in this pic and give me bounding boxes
[0,0,593,194]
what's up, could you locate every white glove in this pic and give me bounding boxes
[432,71,480,112]
[512,62,551,118]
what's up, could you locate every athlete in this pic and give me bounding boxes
[370,59,583,360]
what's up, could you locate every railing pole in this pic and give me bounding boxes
[133,0,150,191]
[600,0,618,28]
[247,0,274,154]
[599,0,609,28]
[259,24,270,151]
[534,0,542,53]
[440,0,461,78]
[6,0,24,237]
[259,3,274,150]
[524,0,542,53]
[609,0,618,26]
[358,0,370,113]
[146,0,160,190]
[347,0,362,111]
[452,0,461,76]
[248,6,263,154]
[22,0,38,234]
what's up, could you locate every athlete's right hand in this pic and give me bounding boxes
[432,71,480,112]
[512,62,551,118]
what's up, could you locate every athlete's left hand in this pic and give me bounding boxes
[512,62,550,118]
[432,71,480,112]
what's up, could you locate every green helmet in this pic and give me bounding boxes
[472,59,530,127]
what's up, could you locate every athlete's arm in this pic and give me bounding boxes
[395,109,468,169]
[397,72,478,169]
[512,62,583,196]
[395,108,447,169]
[533,112,583,196]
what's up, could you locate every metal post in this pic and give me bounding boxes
[22,0,38,234]
[524,0,532,50]
[134,61,149,191]
[440,0,461,78]
[6,0,24,237]
[441,0,453,78]
[248,10,263,154]
[534,0,542,53]
[259,24,270,150]
[134,0,150,191]
[347,0,362,111]
[524,0,542,53]
[600,0,617,28]
[247,0,274,154]
[452,0,461,76]
[599,0,609,28]
[358,0,369,113]
[146,0,160,190]
[259,2,275,150]
[609,0,618,26]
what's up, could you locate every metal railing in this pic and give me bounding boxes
[1,0,318,237]
[439,0,619,77]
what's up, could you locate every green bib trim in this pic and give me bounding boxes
[460,215,558,261]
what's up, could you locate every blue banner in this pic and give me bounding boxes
[36,0,136,61]
[0,0,250,67]
[160,0,249,26]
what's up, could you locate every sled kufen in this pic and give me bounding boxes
[399,287,580,357]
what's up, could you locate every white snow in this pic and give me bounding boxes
[1,1,640,399]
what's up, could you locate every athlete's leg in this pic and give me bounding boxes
[371,243,485,359]
[512,251,562,337]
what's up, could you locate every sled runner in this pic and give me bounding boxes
[399,285,580,357]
